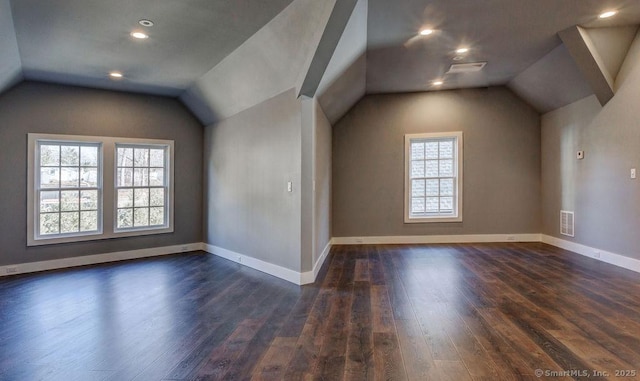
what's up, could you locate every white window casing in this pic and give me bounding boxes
[404,132,463,223]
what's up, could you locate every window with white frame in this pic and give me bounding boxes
[404,132,463,223]
[35,140,102,238]
[28,134,174,246]
[115,144,169,230]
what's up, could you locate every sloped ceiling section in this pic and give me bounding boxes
[0,0,22,94]
[508,45,593,114]
[10,0,294,98]
[317,0,368,124]
[180,0,337,126]
[509,25,639,113]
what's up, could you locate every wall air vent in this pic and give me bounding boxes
[447,62,487,74]
[560,210,575,237]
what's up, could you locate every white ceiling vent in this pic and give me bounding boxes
[560,210,575,237]
[447,62,487,74]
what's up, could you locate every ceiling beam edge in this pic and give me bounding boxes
[559,25,614,106]
[297,0,359,98]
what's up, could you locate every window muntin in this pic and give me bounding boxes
[28,134,174,246]
[405,132,463,223]
[115,144,169,230]
[35,140,103,239]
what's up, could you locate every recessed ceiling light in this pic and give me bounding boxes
[453,56,464,61]
[109,72,123,79]
[420,29,434,36]
[131,31,149,39]
[139,19,154,27]
[599,10,617,19]
[456,48,469,54]
[432,80,444,86]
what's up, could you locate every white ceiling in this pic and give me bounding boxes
[2,0,640,118]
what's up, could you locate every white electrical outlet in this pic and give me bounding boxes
[6,266,18,274]
[631,168,636,179]
[287,181,293,192]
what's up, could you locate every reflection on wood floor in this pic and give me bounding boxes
[1,242,639,380]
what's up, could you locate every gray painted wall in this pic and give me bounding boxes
[0,81,203,267]
[541,30,640,261]
[314,99,332,266]
[204,89,302,272]
[0,0,22,94]
[333,87,541,238]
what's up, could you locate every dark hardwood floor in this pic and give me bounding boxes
[1,243,639,380]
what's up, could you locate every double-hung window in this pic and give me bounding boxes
[404,132,463,223]
[28,134,174,246]
[115,144,169,230]
[34,139,102,239]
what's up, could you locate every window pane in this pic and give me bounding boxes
[118,148,134,167]
[80,211,98,232]
[40,168,60,188]
[150,188,164,207]
[80,146,98,166]
[425,142,439,159]
[440,197,453,212]
[411,161,425,178]
[134,168,149,186]
[426,160,439,177]
[426,179,439,196]
[134,208,149,227]
[149,207,164,226]
[439,141,453,159]
[60,191,80,211]
[440,179,454,196]
[149,149,165,167]
[411,198,425,214]
[439,160,453,177]
[411,143,424,160]
[40,145,60,166]
[134,188,149,207]
[411,180,425,197]
[61,146,79,166]
[40,213,59,235]
[117,168,133,187]
[60,212,79,233]
[80,168,98,188]
[149,168,164,186]
[61,167,79,188]
[117,209,133,228]
[40,191,60,212]
[426,197,439,212]
[134,148,149,167]
[80,190,98,210]
[118,189,133,208]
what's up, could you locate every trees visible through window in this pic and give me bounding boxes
[116,145,168,230]
[37,141,102,236]
[28,134,174,246]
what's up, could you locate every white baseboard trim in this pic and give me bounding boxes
[300,241,332,285]
[0,242,204,277]
[332,234,542,245]
[202,243,307,285]
[541,235,640,274]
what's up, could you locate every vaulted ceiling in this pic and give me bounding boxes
[2,0,640,123]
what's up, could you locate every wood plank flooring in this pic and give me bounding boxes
[1,243,639,380]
